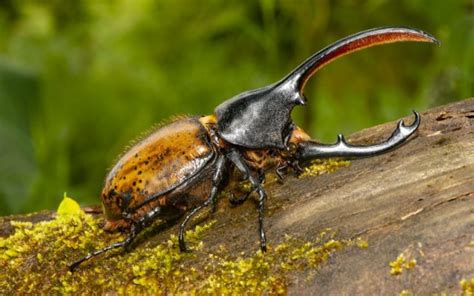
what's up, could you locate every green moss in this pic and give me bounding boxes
[460,278,474,296]
[0,197,364,295]
[355,238,369,249]
[298,159,351,178]
[389,253,417,276]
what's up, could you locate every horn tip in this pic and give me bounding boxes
[411,27,440,45]
[423,32,440,45]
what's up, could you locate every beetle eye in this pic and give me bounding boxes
[107,189,117,199]
[120,192,132,202]
[285,143,297,154]
[118,192,132,211]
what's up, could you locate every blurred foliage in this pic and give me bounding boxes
[0,0,472,215]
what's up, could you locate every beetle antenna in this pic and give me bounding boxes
[282,27,439,93]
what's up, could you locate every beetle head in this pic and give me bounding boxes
[215,27,438,149]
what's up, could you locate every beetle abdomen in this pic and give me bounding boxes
[101,117,215,231]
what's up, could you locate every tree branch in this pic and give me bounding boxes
[1,98,473,294]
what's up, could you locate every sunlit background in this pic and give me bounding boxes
[0,0,472,215]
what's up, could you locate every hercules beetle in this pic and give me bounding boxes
[69,27,438,271]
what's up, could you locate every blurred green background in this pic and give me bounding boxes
[0,0,472,215]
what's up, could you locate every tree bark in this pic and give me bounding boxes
[1,98,473,295]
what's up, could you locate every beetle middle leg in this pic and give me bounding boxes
[229,191,252,205]
[178,154,228,252]
[226,149,268,251]
[229,169,265,205]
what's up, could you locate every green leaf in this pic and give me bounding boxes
[56,192,82,216]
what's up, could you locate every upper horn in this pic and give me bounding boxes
[281,27,439,93]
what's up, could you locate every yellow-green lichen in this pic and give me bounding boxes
[460,278,474,296]
[355,237,369,249]
[389,253,417,276]
[399,289,412,296]
[0,196,363,295]
[299,159,351,178]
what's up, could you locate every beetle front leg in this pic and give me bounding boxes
[69,206,164,272]
[296,111,420,160]
[229,170,265,205]
[179,155,228,252]
[226,149,268,252]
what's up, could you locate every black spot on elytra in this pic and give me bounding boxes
[133,181,136,186]
[138,171,142,175]
[135,153,138,158]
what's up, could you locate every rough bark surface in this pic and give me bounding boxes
[1,98,473,294]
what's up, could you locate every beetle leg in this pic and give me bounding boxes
[179,155,227,252]
[275,164,287,181]
[229,170,265,205]
[69,206,164,272]
[229,191,252,205]
[276,159,304,180]
[296,111,420,160]
[290,160,304,173]
[210,156,232,213]
[226,149,268,252]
